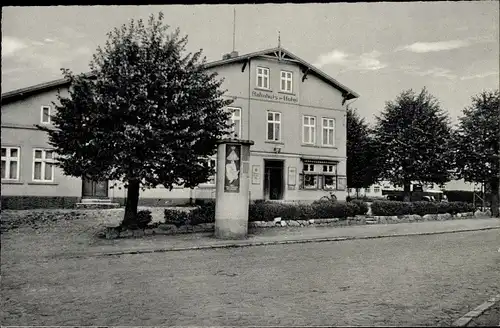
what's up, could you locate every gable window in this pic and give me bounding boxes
[1,147,20,180]
[280,71,293,93]
[302,116,316,144]
[41,105,51,124]
[33,149,54,182]
[228,107,241,139]
[322,118,335,146]
[256,67,270,89]
[266,111,281,142]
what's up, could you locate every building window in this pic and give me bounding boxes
[266,111,281,141]
[41,105,51,124]
[228,107,241,139]
[1,147,20,180]
[302,116,316,144]
[302,164,318,189]
[322,118,335,146]
[374,186,381,193]
[280,70,293,93]
[300,162,343,191]
[256,67,270,89]
[33,149,55,182]
[322,164,337,190]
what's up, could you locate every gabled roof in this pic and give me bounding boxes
[205,47,359,99]
[1,47,358,105]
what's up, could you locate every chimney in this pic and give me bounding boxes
[230,51,239,58]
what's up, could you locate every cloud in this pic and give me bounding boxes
[397,40,470,53]
[313,50,349,68]
[3,37,92,77]
[357,50,387,70]
[401,65,457,80]
[460,71,499,80]
[313,49,387,71]
[2,36,28,57]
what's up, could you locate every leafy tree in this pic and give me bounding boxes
[37,13,233,228]
[346,107,381,197]
[373,88,454,201]
[452,90,499,217]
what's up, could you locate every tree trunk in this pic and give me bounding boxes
[122,179,140,228]
[403,181,411,202]
[490,178,499,218]
[356,188,360,198]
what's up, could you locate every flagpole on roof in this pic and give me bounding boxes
[232,7,236,52]
[278,30,281,60]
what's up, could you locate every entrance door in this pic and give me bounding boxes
[264,160,284,200]
[82,178,109,198]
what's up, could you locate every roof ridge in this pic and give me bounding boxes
[2,47,359,102]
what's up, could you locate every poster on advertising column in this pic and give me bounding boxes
[224,144,241,193]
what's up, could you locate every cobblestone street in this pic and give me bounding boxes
[1,228,499,326]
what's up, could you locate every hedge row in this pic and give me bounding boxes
[164,199,369,225]
[371,201,476,216]
[165,199,477,226]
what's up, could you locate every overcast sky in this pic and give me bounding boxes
[2,3,498,124]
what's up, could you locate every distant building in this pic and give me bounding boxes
[1,47,359,209]
[348,179,477,199]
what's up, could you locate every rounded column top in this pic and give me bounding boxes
[216,138,255,146]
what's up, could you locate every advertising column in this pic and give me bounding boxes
[214,138,254,239]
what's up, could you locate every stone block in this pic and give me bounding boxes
[422,214,433,221]
[288,220,300,227]
[144,228,154,236]
[248,222,259,228]
[153,227,171,235]
[193,225,207,232]
[441,213,452,220]
[133,230,145,237]
[105,227,120,240]
[120,230,134,238]
[336,220,348,226]
[158,224,178,232]
[399,216,409,223]
[308,219,315,224]
[366,220,377,224]
[279,221,287,227]
[199,223,215,230]
[378,217,387,224]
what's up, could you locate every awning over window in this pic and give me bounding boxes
[301,158,339,165]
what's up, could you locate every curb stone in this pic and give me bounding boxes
[75,225,500,259]
[452,294,500,327]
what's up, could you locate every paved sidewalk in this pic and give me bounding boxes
[70,217,500,258]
